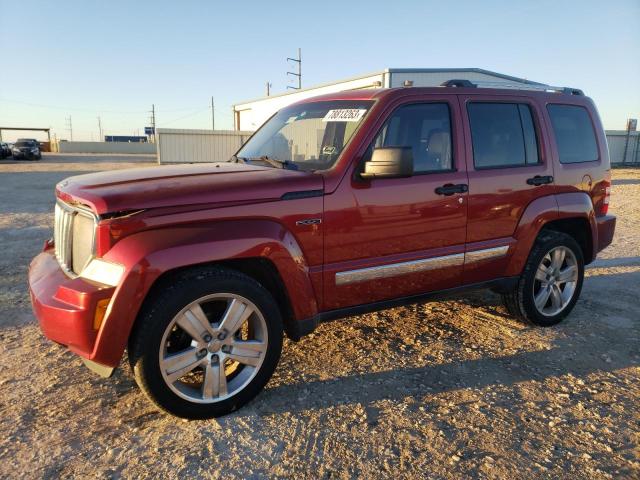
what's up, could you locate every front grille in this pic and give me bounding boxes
[54,201,96,274]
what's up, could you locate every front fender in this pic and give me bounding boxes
[506,192,596,276]
[90,220,318,367]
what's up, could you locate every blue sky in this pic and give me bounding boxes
[0,0,638,141]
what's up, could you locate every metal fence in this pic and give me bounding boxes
[54,141,156,154]
[606,131,640,165]
[153,128,636,166]
[157,129,252,164]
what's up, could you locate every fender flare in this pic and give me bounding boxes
[506,192,597,276]
[90,219,319,367]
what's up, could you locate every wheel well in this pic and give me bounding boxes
[143,258,297,340]
[541,217,594,264]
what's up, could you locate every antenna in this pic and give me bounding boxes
[149,104,156,143]
[97,116,103,141]
[286,48,302,90]
[66,116,73,141]
[211,97,215,130]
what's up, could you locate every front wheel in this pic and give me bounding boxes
[128,267,283,418]
[502,231,584,326]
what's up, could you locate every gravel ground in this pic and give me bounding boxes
[0,155,638,479]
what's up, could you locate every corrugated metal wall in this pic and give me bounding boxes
[606,131,640,164]
[157,129,252,164]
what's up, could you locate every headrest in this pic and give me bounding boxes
[427,130,451,159]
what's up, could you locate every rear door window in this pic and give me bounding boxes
[547,105,598,163]
[467,103,539,168]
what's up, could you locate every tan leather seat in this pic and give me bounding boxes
[423,130,451,171]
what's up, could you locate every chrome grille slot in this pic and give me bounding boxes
[54,201,96,275]
[72,213,95,272]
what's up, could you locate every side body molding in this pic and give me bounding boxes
[506,192,597,277]
[90,220,318,367]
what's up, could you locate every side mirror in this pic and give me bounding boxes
[360,147,413,180]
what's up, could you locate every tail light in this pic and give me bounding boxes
[601,179,611,215]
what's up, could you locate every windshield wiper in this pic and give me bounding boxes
[230,154,248,163]
[230,154,298,170]
[252,155,299,170]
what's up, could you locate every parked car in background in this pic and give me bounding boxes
[11,139,42,160]
[29,80,615,418]
[0,142,11,158]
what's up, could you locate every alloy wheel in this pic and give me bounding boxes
[158,293,268,404]
[532,246,579,317]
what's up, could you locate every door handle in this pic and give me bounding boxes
[435,183,468,196]
[526,175,554,186]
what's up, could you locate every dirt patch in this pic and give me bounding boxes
[0,157,638,478]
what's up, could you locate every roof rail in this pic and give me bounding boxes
[441,79,476,88]
[440,79,584,95]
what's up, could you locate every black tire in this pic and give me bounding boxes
[502,231,584,326]
[128,266,283,419]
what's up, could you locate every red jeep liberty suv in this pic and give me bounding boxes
[29,80,616,418]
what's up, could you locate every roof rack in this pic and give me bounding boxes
[440,79,584,95]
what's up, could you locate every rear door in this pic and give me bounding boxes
[322,95,469,311]
[459,94,555,284]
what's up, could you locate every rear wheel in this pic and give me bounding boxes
[128,267,283,418]
[502,231,584,326]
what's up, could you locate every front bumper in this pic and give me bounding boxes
[29,247,115,362]
[596,214,616,252]
[13,151,36,159]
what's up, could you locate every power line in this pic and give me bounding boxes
[0,98,147,114]
[160,107,211,126]
[0,97,212,114]
[287,48,302,90]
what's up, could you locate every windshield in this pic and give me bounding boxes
[15,141,36,147]
[236,100,374,171]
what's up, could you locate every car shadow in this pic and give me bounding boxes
[238,268,639,418]
[588,256,640,268]
[250,331,637,418]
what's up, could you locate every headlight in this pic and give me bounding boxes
[79,259,125,286]
[32,148,39,153]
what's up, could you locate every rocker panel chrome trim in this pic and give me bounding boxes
[464,245,510,264]
[335,253,464,286]
[334,245,510,285]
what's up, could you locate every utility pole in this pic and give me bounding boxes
[287,48,302,90]
[66,116,73,141]
[149,104,156,143]
[97,116,103,141]
[266,82,272,96]
[211,97,215,130]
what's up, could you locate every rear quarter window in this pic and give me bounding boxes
[547,104,598,164]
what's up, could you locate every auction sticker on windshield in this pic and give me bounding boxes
[322,109,367,122]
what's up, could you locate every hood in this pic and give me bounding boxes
[56,162,324,215]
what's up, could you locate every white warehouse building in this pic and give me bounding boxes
[232,68,546,131]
